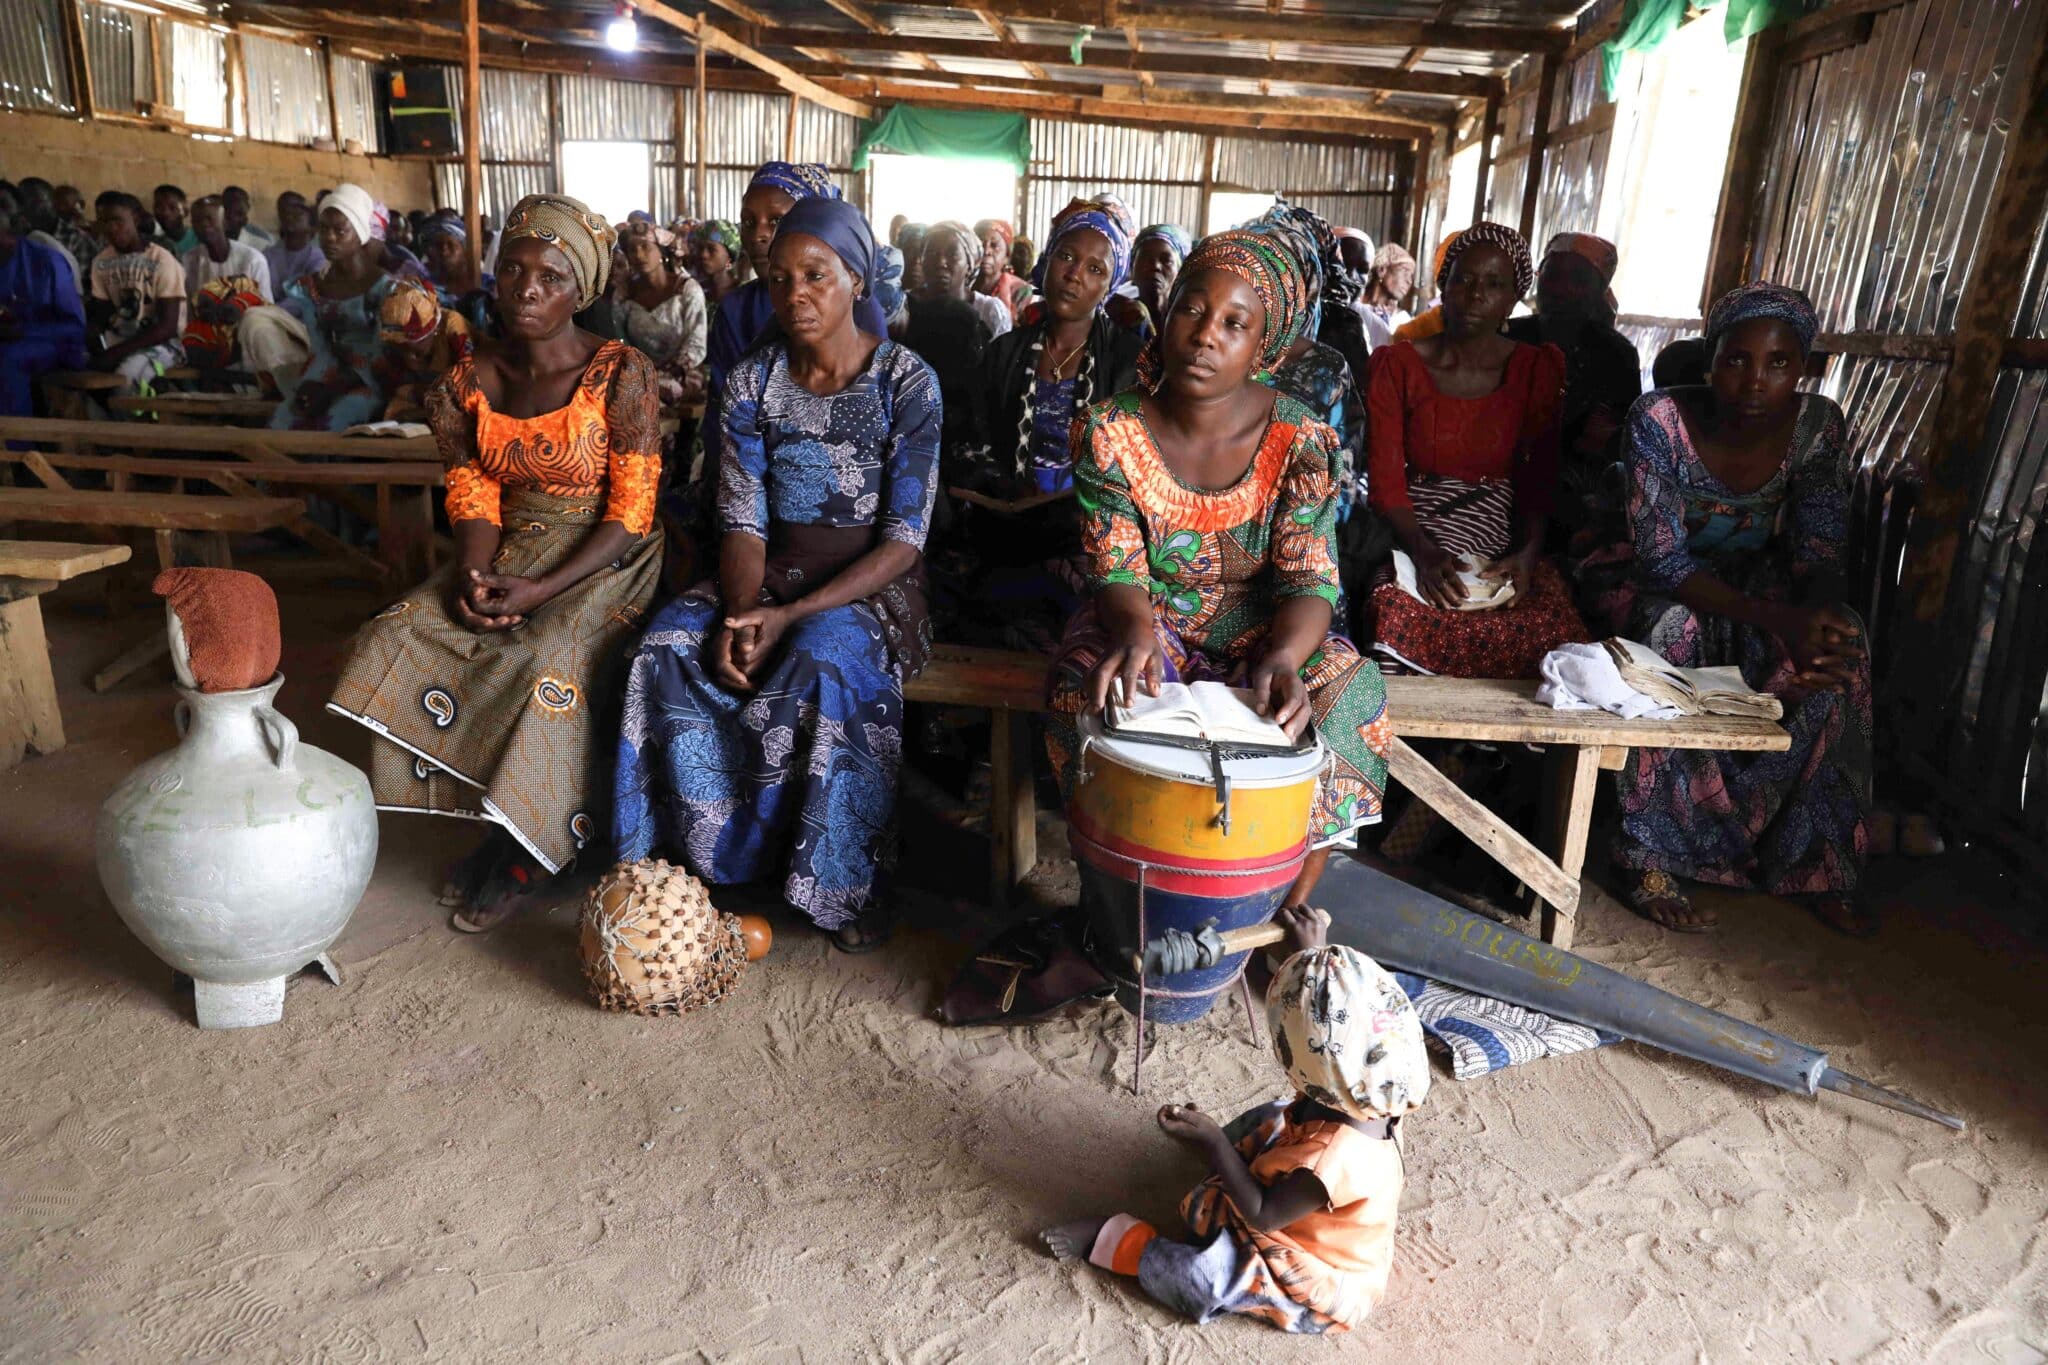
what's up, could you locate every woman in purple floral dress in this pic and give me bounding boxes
[1612,284,1873,935]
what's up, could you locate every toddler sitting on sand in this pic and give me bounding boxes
[1041,906,1428,1333]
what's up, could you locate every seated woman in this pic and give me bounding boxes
[974,218,1032,322]
[327,195,663,930]
[1047,229,1392,900]
[690,219,743,312]
[1358,241,1415,348]
[374,277,473,420]
[1611,283,1872,936]
[943,195,1143,652]
[1130,223,1189,337]
[617,221,708,410]
[899,220,997,457]
[1363,222,1589,678]
[613,198,941,954]
[924,221,1012,340]
[1250,205,1367,513]
[416,216,495,332]
[266,185,397,432]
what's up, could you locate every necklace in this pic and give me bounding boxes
[1015,324,1096,484]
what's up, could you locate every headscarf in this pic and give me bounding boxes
[925,220,984,278]
[1372,240,1415,279]
[315,184,376,247]
[974,218,1015,253]
[1136,227,1308,389]
[416,216,467,246]
[871,243,906,321]
[745,161,841,203]
[770,195,889,337]
[1428,230,1462,286]
[378,276,443,344]
[1263,199,1359,315]
[1268,946,1429,1121]
[693,218,742,258]
[1133,223,1192,272]
[500,193,617,309]
[1705,280,1819,354]
[1436,220,1534,298]
[1036,193,1136,293]
[1542,231,1620,313]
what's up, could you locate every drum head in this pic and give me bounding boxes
[1080,712,1325,787]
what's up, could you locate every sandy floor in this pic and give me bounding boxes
[3,556,2046,1363]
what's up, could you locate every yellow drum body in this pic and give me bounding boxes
[1069,716,1324,1023]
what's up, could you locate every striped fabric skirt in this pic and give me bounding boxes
[328,488,663,874]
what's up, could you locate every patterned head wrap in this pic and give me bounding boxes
[1267,946,1430,1122]
[925,220,984,277]
[1436,220,1534,297]
[180,275,267,368]
[1262,199,1362,316]
[1133,223,1192,272]
[871,243,906,321]
[973,218,1015,253]
[745,161,841,203]
[1036,193,1137,293]
[315,184,377,247]
[1373,240,1416,276]
[1705,280,1819,354]
[1137,227,1309,388]
[501,193,617,309]
[1428,231,1462,285]
[1542,231,1620,313]
[770,196,889,338]
[693,218,742,258]
[378,276,443,344]
[416,216,467,246]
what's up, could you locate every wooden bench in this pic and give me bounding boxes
[0,541,132,768]
[903,650,1791,947]
[110,394,278,424]
[0,487,307,692]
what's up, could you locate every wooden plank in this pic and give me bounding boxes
[1542,744,1601,948]
[1702,28,1786,313]
[0,417,436,460]
[60,0,95,120]
[25,452,445,486]
[694,26,708,217]
[1382,676,1790,751]
[1518,51,1559,244]
[109,395,278,421]
[0,488,305,533]
[207,472,393,584]
[463,0,483,253]
[988,711,1038,906]
[1387,736,1579,916]
[903,646,1047,711]
[1473,93,1500,222]
[0,541,133,581]
[877,0,1571,53]
[0,596,64,768]
[630,1,874,119]
[1814,332,1952,362]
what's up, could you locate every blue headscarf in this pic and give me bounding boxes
[746,161,841,203]
[1706,281,1819,354]
[1133,223,1192,271]
[768,195,889,337]
[1034,193,1136,294]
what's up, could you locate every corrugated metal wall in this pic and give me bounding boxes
[160,20,227,129]
[1026,119,1205,242]
[0,0,76,115]
[80,0,152,114]
[242,33,329,146]
[331,54,381,155]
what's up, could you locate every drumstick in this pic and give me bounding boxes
[1131,922,1287,977]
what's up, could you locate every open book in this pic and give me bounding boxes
[340,420,432,439]
[1109,680,1295,748]
[1392,549,1516,611]
[1602,637,1784,720]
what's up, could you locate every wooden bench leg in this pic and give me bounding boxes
[92,629,170,693]
[0,593,64,767]
[1541,745,1603,949]
[1387,737,1580,937]
[988,709,1038,907]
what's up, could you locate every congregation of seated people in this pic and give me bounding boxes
[0,157,1875,950]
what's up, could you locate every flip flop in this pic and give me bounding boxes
[1626,869,1716,933]
[451,856,540,934]
[827,911,894,955]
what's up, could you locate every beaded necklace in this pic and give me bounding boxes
[1013,323,1096,483]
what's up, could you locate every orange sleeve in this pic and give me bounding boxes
[428,364,500,526]
[601,346,663,536]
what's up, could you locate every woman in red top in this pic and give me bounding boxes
[1362,221,1590,678]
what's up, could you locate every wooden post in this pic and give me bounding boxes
[672,84,688,218]
[1472,93,1499,224]
[226,31,246,135]
[60,0,94,119]
[1894,23,2048,734]
[1518,53,1558,245]
[1196,133,1217,237]
[461,0,483,251]
[547,74,563,195]
[1702,30,1787,311]
[320,38,342,150]
[784,92,800,160]
[694,17,708,218]
[1398,132,1424,247]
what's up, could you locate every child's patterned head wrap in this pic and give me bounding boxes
[1267,945,1430,1121]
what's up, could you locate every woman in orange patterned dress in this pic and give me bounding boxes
[328,195,665,930]
[1045,230,1391,905]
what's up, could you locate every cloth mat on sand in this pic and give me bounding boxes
[1393,972,1617,1080]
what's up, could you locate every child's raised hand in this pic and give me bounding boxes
[1157,1102,1224,1149]
[1275,904,1330,956]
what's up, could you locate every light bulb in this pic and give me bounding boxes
[605,11,639,52]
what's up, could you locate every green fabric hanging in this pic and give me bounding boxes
[1600,0,1802,98]
[853,106,1031,174]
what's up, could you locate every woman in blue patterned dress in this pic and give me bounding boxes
[1611,283,1873,936]
[614,198,941,952]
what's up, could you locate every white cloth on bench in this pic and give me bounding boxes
[1534,641,1683,721]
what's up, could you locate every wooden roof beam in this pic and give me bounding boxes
[763,27,1500,97]
[872,0,1570,55]
[969,8,1046,78]
[626,1,873,117]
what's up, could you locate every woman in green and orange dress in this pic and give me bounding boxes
[328,194,664,930]
[1046,230,1391,905]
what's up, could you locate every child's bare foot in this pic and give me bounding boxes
[1041,1217,1107,1262]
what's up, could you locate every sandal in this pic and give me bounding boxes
[451,851,542,933]
[437,833,505,908]
[1805,893,1878,939]
[1626,869,1716,933]
[828,910,893,955]
[940,916,1112,1026]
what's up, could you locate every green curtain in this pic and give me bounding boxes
[853,106,1031,174]
[1601,0,1803,98]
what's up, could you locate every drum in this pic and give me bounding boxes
[1068,712,1326,1024]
